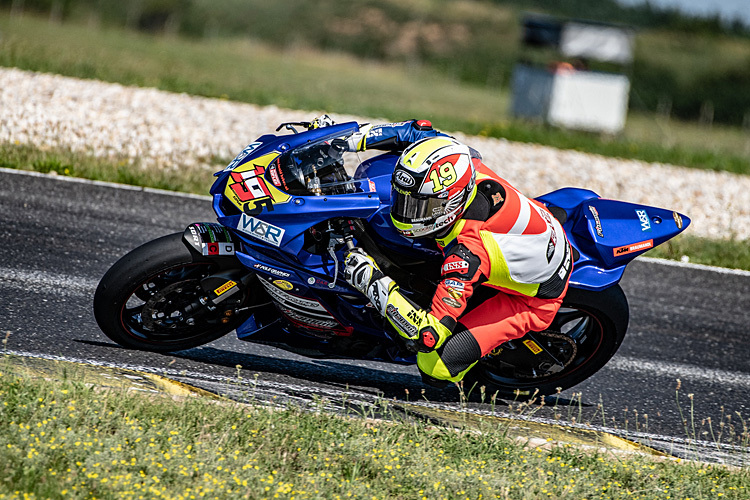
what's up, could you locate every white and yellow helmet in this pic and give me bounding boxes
[390,137,476,238]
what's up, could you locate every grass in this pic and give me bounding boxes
[2,12,750,175]
[646,234,750,271]
[0,143,217,195]
[1,361,749,500]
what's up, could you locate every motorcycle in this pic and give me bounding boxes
[93,120,690,398]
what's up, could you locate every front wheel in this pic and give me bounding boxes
[94,232,248,352]
[465,285,629,400]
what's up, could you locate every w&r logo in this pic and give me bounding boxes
[238,215,285,247]
[636,209,651,232]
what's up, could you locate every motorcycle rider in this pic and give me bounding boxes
[333,116,573,387]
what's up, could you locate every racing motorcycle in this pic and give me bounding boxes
[93,120,690,398]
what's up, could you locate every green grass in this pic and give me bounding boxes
[2,12,750,175]
[646,234,750,271]
[0,143,216,195]
[2,363,749,499]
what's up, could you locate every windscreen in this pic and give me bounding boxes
[276,131,369,196]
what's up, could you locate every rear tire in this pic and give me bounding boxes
[465,285,629,399]
[94,232,247,352]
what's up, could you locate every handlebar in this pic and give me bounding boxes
[275,121,312,134]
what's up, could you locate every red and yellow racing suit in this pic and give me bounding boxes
[355,120,573,383]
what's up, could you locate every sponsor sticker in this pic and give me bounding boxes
[394,169,415,188]
[260,280,326,311]
[213,280,237,297]
[444,279,465,291]
[588,205,604,237]
[188,225,201,246]
[613,239,654,257]
[523,339,543,355]
[546,235,556,263]
[386,304,418,337]
[203,242,235,256]
[253,263,290,278]
[442,257,469,274]
[273,279,294,291]
[188,223,236,256]
[280,307,339,329]
[268,164,282,187]
[237,214,286,247]
[442,296,462,308]
[406,309,423,327]
[224,142,263,171]
[636,209,651,232]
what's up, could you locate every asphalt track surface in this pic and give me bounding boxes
[2,168,750,456]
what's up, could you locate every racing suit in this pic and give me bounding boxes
[346,119,572,385]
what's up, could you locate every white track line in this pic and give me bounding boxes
[609,356,750,388]
[0,166,211,201]
[637,256,750,276]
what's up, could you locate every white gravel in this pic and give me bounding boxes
[1,66,746,240]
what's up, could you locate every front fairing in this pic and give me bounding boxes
[212,123,440,261]
[211,123,379,255]
[211,123,440,349]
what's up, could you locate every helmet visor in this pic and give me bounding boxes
[391,188,447,224]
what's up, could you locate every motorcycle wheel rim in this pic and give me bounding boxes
[118,263,237,347]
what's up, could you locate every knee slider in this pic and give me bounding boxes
[437,327,482,378]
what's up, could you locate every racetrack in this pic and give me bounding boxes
[2,167,749,462]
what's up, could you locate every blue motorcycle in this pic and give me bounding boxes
[94,121,690,397]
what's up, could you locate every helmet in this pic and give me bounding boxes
[390,137,476,238]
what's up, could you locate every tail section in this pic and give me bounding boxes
[537,188,690,291]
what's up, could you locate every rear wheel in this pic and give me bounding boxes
[465,285,629,399]
[94,233,248,352]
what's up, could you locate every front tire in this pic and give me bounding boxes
[465,285,629,399]
[94,232,247,352]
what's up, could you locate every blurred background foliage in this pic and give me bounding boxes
[4,0,750,128]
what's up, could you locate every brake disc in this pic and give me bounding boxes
[141,280,202,330]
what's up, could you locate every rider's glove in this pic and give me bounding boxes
[311,114,335,129]
[343,248,394,316]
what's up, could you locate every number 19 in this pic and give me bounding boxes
[428,163,457,193]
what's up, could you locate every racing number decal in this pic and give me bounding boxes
[229,165,270,202]
[224,153,291,215]
[427,160,457,193]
